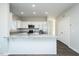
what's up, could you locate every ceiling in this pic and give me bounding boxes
[10,3,74,18]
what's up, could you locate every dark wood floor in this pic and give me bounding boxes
[57,40,79,56]
[8,40,79,56]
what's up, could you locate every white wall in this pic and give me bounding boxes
[69,4,79,53]
[9,13,22,31]
[47,16,56,36]
[13,15,21,28]
[0,3,9,37]
[0,3,9,55]
[57,4,79,53]
[9,13,16,31]
[22,17,46,21]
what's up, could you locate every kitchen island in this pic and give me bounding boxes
[8,34,57,55]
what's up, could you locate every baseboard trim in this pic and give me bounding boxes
[68,45,79,54]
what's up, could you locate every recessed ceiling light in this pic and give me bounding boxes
[45,11,48,14]
[33,12,36,15]
[32,4,36,7]
[21,11,24,15]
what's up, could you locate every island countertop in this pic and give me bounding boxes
[10,33,57,40]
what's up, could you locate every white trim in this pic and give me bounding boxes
[68,45,79,54]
